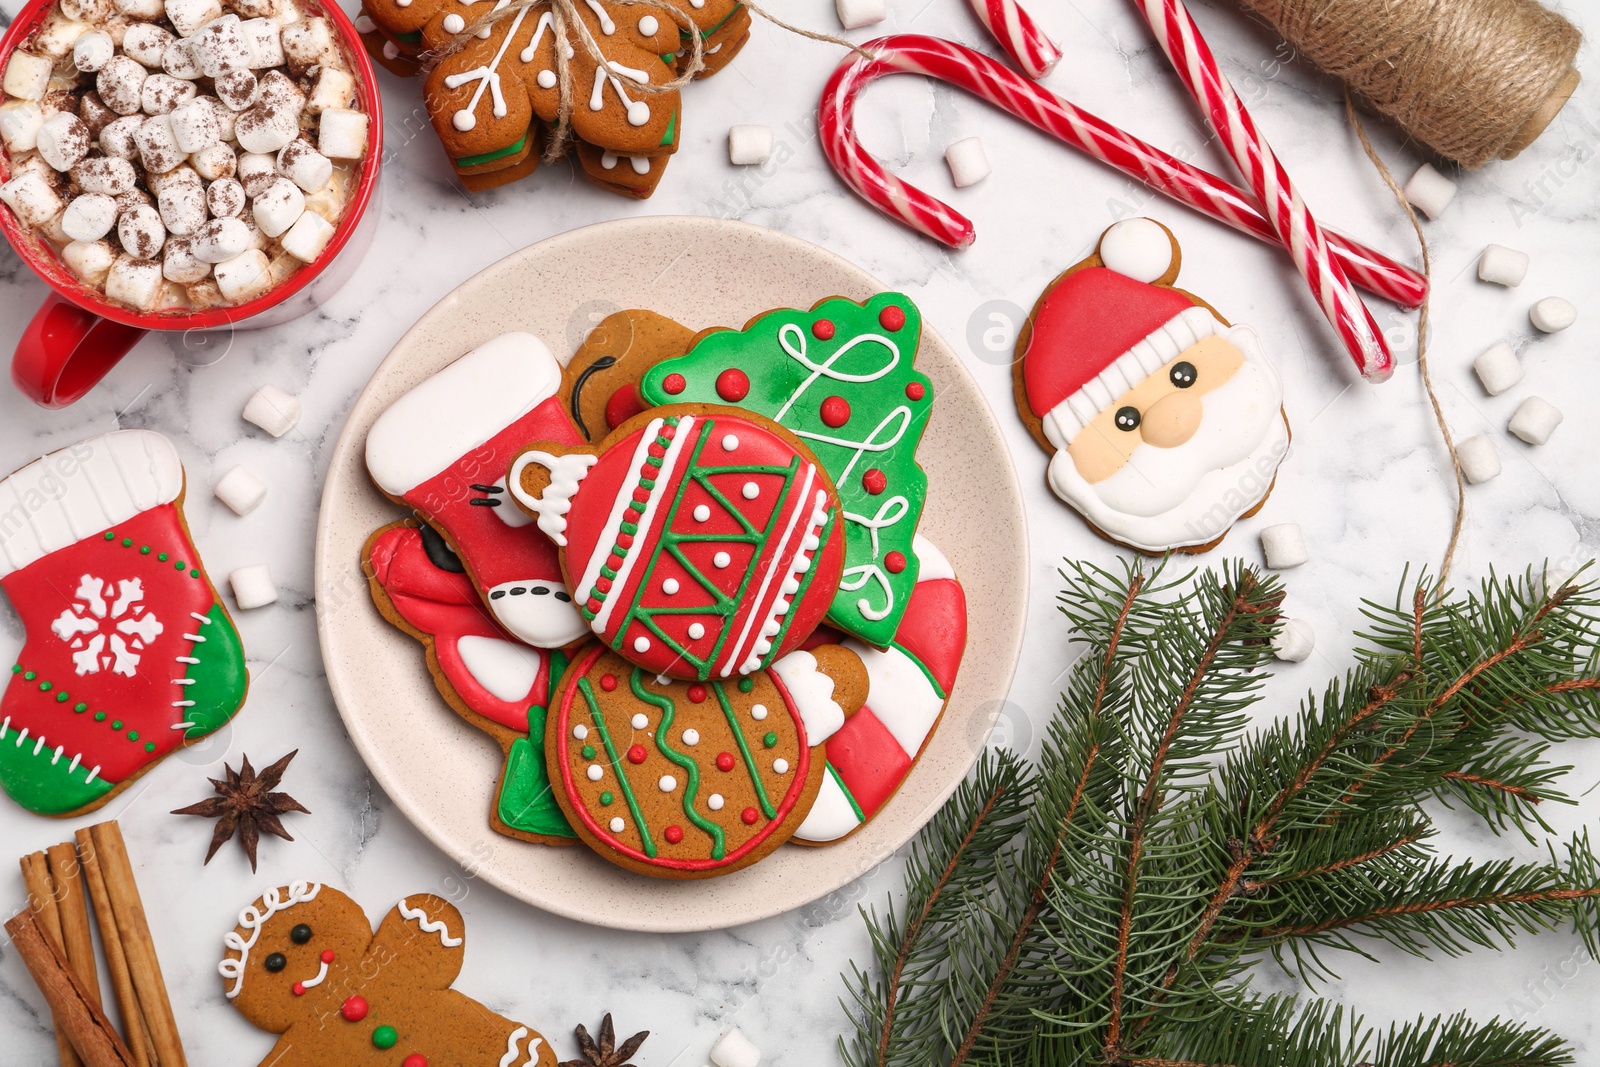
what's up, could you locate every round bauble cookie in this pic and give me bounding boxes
[508,406,847,682]
[547,642,863,878]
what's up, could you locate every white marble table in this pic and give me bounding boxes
[2,0,1599,1060]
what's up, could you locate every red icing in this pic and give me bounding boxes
[878,304,907,331]
[905,381,925,401]
[740,807,760,825]
[686,683,707,703]
[825,708,913,818]
[292,982,306,996]
[715,367,750,401]
[885,551,907,574]
[661,372,686,394]
[862,469,887,495]
[402,1057,428,1067]
[320,950,335,963]
[812,319,836,340]
[891,578,968,695]
[341,996,369,1022]
[599,673,617,692]
[819,396,851,428]
[626,744,648,764]
[664,825,684,844]
[715,752,735,772]
[603,383,646,432]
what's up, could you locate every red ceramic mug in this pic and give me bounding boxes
[0,0,384,408]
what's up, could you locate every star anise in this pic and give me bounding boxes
[559,1013,649,1067]
[171,750,310,872]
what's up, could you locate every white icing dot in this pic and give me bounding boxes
[682,728,700,746]
[721,434,738,451]
[631,712,649,729]
[572,724,588,740]
[742,481,759,500]
[751,703,768,721]
[452,110,476,132]
[662,577,680,595]
[626,101,650,127]
[713,551,731,568]
[688,623,705,640]
[634,635,651,653]
[442,13,465,32]
[693,504,711,522]
[774,758,789,774]
[659,775,677,792]
[537,69,556,89]
[609,816,625,833]
[587,764,604,781]
[707,793,725,810]
[638,14,659,34]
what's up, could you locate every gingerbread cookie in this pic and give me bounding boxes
[561,308,697,442]
[640,293,934,648]
[220,882,557,1066]
[547,641,863,877]
[1013,217,1291,555]
[365,331,589,649]
[573,141,670,200]
[508,407,847,681]
[0,431,248,816]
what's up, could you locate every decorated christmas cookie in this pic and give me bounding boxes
[0,431,248,817]
[365,332,589,649]
[1014,218,1291,554]
[561,308,697,442]
[640,293,933,648]
[220,882,557,1066]
[508,407,846,681]
[794,535,967,845]
[363,521,574,844]
[547,641,864,877]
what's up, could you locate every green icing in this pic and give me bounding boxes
[0,727,112,815]
[640,292,932,647]
[826,761,866,822]
[631,669,725,858]
[182,603,249,737]
[496,702,578,840]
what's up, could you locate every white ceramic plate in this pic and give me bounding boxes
[314,217,1027,932]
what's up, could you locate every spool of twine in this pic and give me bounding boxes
[1236,0,1582,168]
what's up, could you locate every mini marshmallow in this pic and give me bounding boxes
[3,51,55,102]
[835,0,884,30]
[301,182,341,220]
[1457,433,1501,484]
[256,69,305,113]
[115,0,167,18]
[39,210,74,247]
[201,95,237,141]
[78,93,118,135]
[709,1029,761,1067]
[74,29,117,71]
[944,135,991,188]
[235,104,299,154]
[61,193,120,241]
[35,113,91,172]
[161,235,211,282]
[157,167,206,234]
[727,124,772,166]
[318,108,368,160]
[277,138,331,192]
[1259,523,1309,569]
[229,563,277,609]
[0,101,45,152]
[237,206,267,250]
[34,12,93,57]
[122,22,175,66]
[191,215,251,261]
[140,73,198,115]
[239,17,284,67]
[169,97,220,152]
[73,156,138,198]
[206,177,246,217]
[191,14,251,76]
[1403,162,1456,220]
[227,0,276,16]
[97,54,149,115]
[280,18,337,74]
[104,254,165,311]
[214,247,272,302]
[99,114,144,158]
[1271,618,1315,663]
[136,112,184,173]
[279,207,333,262]
[187,278,226,307]
[265,249,298,288]
[117,201,166,258]
[0,171,67,228]
[1530,297,1576,334]
[115,189,154,215]
[252,175,304,236]
[1509,396,1563,446]
[242,383,300,436]
[214,465,267,514]
[1477,244,1529,288]
[1473,341,1522,396]
[61,239,116,285]
[163,36,203,79]
[215,68,259,110]
[165,0,225,36]
[192,141,239,180]
[61,0,113,21]
[236,150,278,195]
[305,65,354,114]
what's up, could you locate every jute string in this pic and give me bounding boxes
[1237,0,1580,168]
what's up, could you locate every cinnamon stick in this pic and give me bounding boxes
[47,843,101,1008]
[20,852,82,1067]
[74,830,154,1067]
[4,908,137,1067]
[85,823,186,1067]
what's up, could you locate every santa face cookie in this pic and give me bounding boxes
[220,882,556,1067]
[548,641,862,877]
[508,407,847,681]
[0,431,248,816]
[365,332,590,649]
[1014,218,1290,554]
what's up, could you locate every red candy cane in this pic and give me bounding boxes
[969,0,1060,79]
[818,36,1427,312]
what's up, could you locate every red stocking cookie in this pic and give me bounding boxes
[0,430,248,816]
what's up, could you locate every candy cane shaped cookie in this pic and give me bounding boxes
[817,35,1426,312]
[968,0,1061,79]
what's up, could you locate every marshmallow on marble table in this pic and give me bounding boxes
[945,135,990,187]
[105,255,165,311]
[0,101,44,152]
[243,383,301,436]
[229,563,278,608]
[1457,433,1501,484]
[727,124,772,166]
[214,464,268,515]
[193,141,239,181]
[280,208,334,263]
[318,108,369,160]
[169,97,220,153]
[122,22,175,67]
[62,239,116,285]
[1472,341,1522,396]
[136,112,185,173]
[163,36,204,79]
[1530,297,1576,334]
[1478,244,1529,288]
[207,177,246,218]
[73,29,116,72]
[157,166,206,235]
[1259,523,1308,569]
[99,114,144,159]
[709,1029,761,1067]
[191,215,252,262]
[1271,618,1315,663]
[162,235,212,282]
[3,51,55,102]
[835,0,883,29]
[96,55,149,116]
[0,171,67,228]
[252,176,305,236]
[306,66,355,115]
[36,112,93,171]
[1403,162,1456,220]
[61,193,120,241]
[1508,396,1563,446]
[166,0,225,36]
[240,17,285,68]
[277,138,332,193]
[214,247,272,302]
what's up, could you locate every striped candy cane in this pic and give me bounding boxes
[818,36,1427,315]
[1132,0,1392,380]
[969,0,1061,79]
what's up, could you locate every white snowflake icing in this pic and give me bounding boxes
[51,575,164,677]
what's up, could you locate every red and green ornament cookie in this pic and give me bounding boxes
[639,294,933,648]
[508,407,846,681]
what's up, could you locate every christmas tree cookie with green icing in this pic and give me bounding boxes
[640,294,933,647]
[0,430,248,816]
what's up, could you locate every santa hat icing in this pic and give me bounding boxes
[1023,219,1226,450]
